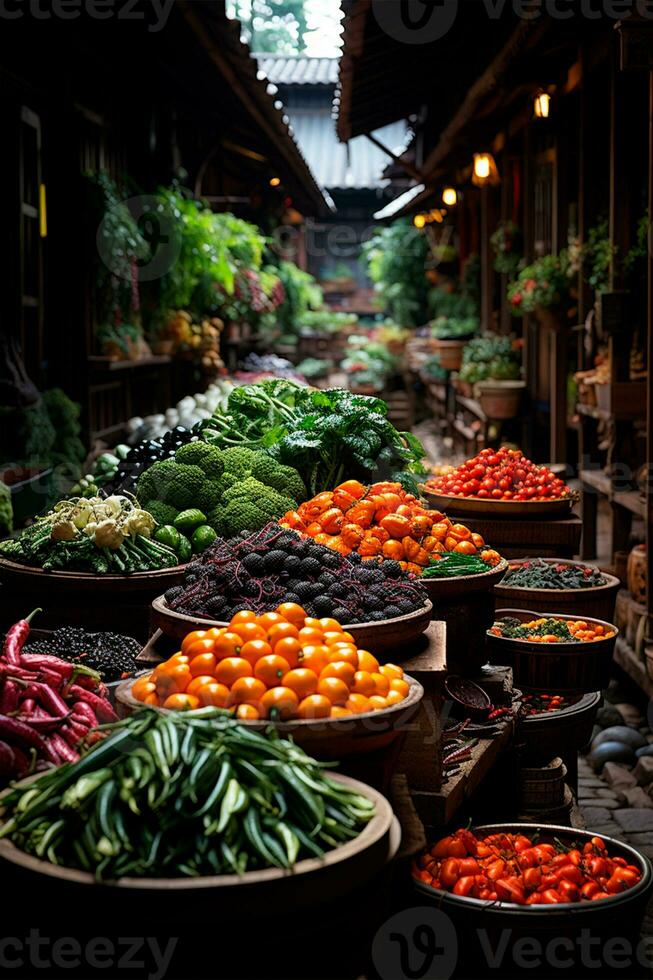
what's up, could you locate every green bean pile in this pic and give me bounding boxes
[0,708,375,880]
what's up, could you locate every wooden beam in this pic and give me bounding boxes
[364,132,424,183]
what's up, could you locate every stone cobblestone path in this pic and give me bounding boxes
[579,701,653,940]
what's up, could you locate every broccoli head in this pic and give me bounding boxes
[255,490,296,519]
[206,506,226,536]
[136,459,177,505]
[215,472,239,496]
[221,499,267,537]
[143,500,179,526]
[222,477,269,505]
[175,442,224,480]
[196,481,223,514]
[165,465,207,510]
[250,453,282,485]
[220,447,259,479]
[265,464,306,503]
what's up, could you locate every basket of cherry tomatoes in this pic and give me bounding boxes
[422,447,577,516]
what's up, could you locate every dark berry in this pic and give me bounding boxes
[385,605,402,619]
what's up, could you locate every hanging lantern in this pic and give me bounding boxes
[472,152,499,186]
[442,187,458,207]
[413,213,426,229]
[534,91,551,118]
[269,176,281,187]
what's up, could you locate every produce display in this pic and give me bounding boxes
[424,447,573,501]
[0,496,179,573]
[421,553,501,578]
[282,480,500,574]
[503,559,607,590]
[27,628,141,684]
[132,609,411,718]
[0,611,117,778]
[164,523,428,624]
[413,828,643,904]
[0,709,375,879]
[490,616,615,644]
[519,692,577,715]
[136,442,306,541]
[200,379,426,496]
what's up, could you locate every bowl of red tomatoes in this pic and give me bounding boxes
[412,824,651,970]
[422,447,578,516]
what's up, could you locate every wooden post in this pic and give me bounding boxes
[647,69,653,656]
[480,185,492,332]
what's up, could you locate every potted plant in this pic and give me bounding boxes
[458,335,524,417]
[507,253,571,330]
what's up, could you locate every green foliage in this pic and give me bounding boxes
[230,0,310,53]
[272,262,323,339]
[459,335,522,384]
[201,379,426,496]
[507,254,571,315]
[624,213,649,281]
[430,316,478,340]
[363,220,430,326]
[296,357,333,380]
[428,289,477,321]
[341,338,398,390]
[490,221,523,276]
[0,482,12,535]
[85,172,150,325]
[582,218,616,293]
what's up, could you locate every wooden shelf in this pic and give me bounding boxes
[580,470,645,518]
[613,636,653,700]
[88,355,171,373]
[410,721,513,828]
[457,395,487,421]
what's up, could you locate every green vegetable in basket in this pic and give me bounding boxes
[155,525,181,551]
[176,534,192,563]
[192,525,218,553]
[174,508,207,533]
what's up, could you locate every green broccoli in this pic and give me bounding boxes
[215,472,239,496]
[165,465,206,510]
[256,490,296,519]
[221,499,267,537]
[222,477,269,505]
[206,506,227,536]
[143,500,178,526]
[196,481,223,514]
[136,459,177,504]
[220,447,259,479]
[175,442,225,480]
[266,464,306,503]
[250,453,282,485]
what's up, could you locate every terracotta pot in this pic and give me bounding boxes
[432,339,466,371]
[475,380,526,419]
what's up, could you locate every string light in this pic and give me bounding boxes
[442,187,458,207]
[413,214,426,229]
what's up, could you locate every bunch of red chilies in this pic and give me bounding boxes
[0,610,117,778]
[413,827,643,905]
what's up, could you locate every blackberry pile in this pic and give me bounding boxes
[28,628,141,682]
[165,523,427,624]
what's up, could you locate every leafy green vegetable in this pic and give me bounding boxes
[200,380,426,496]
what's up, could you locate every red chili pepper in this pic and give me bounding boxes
[0,679,19,714]
[27,681,69,718]
[71,702,98,728]
[47,733,80,764]
[0,713,58,762]
[65,685,117,723]
[3,609,41,665]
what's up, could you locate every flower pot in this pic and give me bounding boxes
[431,339,466,371]
[627,544,646,603]
[474,380,526,419]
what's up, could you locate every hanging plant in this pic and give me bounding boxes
[490,221,523,276]
[507,253,571,316]
[582,218,616,294]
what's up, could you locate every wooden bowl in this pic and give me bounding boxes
[487,608,619,695]
[115,673,424,762]
[421,558,508,600]
[444,675,491,720]
[0,773,398,912]
[0,555,186,640]
[420,488,577,518]
[494,558,620,623]
[150,595,433,659]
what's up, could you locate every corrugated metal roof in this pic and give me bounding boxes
[276,107,410,190]
[255,55,339,86]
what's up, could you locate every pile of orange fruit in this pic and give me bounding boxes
[281,480,500,574]
[132,602,411,720]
